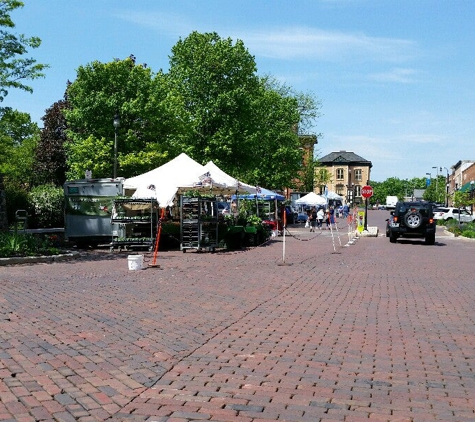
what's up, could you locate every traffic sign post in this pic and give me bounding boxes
[361,185,373,199]
[361,185,373,231]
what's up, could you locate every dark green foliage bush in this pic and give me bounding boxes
[4,182,29,227]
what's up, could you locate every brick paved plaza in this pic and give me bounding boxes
[1,211,475,421]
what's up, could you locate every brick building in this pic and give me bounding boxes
[315,150,372,205]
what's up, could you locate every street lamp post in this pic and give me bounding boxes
[443,167,450,206]
[432,166,439,203]
[113,113,120,179]
[471,180,474,215]
[347,183,354,207]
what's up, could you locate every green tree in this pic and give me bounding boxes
[313,166,332,194]
[168,32,320,190]
[168,31,260,174]
[369,177,427,206]
[0,107,39,185]
[65,56,186,179]
[369,177,405,205]
[33,95,69,186]
[423,175,446,204]
[0,0,48,104]
[452,191,472,209]
[243,77,302,188]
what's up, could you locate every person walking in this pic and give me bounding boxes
[310,207,317,232]
[330,206,335,225]
[325,208,331,229]
[343,203,349,218]
[317,206,324,229]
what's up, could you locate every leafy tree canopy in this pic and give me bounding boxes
[59,32,322,189]
[33,97,69,186]
[167,32,260,172]
[167,32,317,189]
[64,57,188,179]
[369,176,448,206]
[0,107,39,185]
[0,0,48,104]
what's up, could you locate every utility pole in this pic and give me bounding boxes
[432,166,439,203]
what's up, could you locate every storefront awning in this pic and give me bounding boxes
[459,181,475,193]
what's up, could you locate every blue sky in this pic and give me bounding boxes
[6,0,475,182]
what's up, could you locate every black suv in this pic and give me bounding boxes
[387,201,436,245]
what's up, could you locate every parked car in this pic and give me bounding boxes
[387,201,436,245]
[385,214,394,237]
[433,207,475,223]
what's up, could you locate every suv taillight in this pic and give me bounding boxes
[393,216,398,222]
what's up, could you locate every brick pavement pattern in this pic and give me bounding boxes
[1,216,475,421]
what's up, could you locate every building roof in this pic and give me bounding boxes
[318,150,372,167]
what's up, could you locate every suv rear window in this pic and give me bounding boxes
[397,204,432,217]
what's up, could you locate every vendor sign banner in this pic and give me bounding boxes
[65,196,114,217]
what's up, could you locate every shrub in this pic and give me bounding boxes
[4,182,29,227]
[0,232,60,257]
[28,184,64,228]
[459,221,475,239]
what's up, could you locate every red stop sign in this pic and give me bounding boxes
[361,185,373,198]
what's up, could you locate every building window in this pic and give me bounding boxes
[354,169,362,181]
[336,168,344,180]
[336,184,344,195]
[354,185,361,197]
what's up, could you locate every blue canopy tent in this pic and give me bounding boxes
[233,187,285,201]
[232,187,285,232]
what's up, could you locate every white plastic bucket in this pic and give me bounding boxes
[127,255,144,270]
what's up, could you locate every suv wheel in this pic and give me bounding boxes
[389,233,397,243]
[425,233,435,245]
[405,211,422,229]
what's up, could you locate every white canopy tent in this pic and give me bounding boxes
[202,161,256,194]
[124,153,207,207]
[124,154,255,207]
[326,191,344,201]
[295,192,327,206]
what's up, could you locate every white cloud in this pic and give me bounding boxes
[115,11,417,65]
[369,67,419,84]
[232,27,417,64]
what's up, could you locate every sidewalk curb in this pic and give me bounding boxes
[355,226,379,237]
[0,251,80,266]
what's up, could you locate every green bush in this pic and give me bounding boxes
[4,182,29,227]
[28,184,64,228]
[459,221,475,238]
[462,229,475,238]
[0,232,60,257]
[444,220,475,238]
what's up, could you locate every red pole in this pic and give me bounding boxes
[150,208,165,266]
